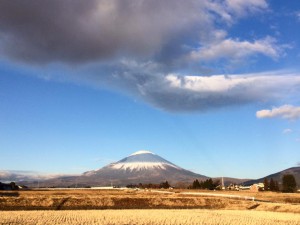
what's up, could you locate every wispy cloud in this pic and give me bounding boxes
[0,170,71,180]
[190,37,281,63]
[225,0,268,17]
[282,128,293,134]
[256,105,300,120]
[295,11,300,21]
[204,0,268,23]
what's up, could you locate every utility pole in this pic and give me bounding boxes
[221,177,225,190]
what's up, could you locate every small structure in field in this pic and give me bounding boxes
[239,185,251,190]
[250,183,264,192]
[0,182,19,190]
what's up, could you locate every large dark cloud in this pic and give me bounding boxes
[0,0,272,67]
[0,0,210,64]
[0,0,98,63]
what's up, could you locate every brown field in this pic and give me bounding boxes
[1,189,300,224]
[1,209,300,225]
[1,189,300,213]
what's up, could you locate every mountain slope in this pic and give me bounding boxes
[243,167,300,186]
[79,150,208,186]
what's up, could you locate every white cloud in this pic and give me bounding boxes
[190,37,281,62]
[296,11,300,21]
[225,0,268,16]
[107,67,300,111]
[204,0,268,23]
[0,170,70,180]
[282,128,293,134]
[256,105,300,120]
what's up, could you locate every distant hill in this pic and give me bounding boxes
[0,170,61,183]
[243,167,300,187]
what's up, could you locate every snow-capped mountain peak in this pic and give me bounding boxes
[107,150,180,171]
[130,150,154,156]
[70,150,208,186]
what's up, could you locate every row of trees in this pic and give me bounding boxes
[264,174,297,193]
[263,178,280,192]
[125,179,223,190]
[124,174,297,192]
[126,181,171,189]
[188,174,297,192]
[189,178,220,190]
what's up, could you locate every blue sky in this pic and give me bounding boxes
[0,0,300,179]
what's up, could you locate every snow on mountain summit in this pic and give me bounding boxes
[107,150,181,171]
[130,150,154,156]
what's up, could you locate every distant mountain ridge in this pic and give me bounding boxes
[243,167,300,186]
[0,170,62,182]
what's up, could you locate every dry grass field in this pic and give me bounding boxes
[1,189,300,213]
[1,209,300,225]
[1,189,300,224]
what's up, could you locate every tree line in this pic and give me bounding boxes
[188,174,298,192]
[264,174,297,193]
[126,181,171,189]
[189,178,220,190]
[263,177,279,192]
[124,174,298,192]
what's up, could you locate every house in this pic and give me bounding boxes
[227,183,240,191]
[0,182,19,190]
[239,185,251,190]
[250,183,264,192]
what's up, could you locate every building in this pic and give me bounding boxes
[250,183,264,192]
[0,182,19,190]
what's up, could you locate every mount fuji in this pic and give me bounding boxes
[79,150,208,186]
[85,150,184,174]
[17,150,208,187]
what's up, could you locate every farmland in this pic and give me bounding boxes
[1,209,300,225]
[1,189,300,224]
[1,189,300,213]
